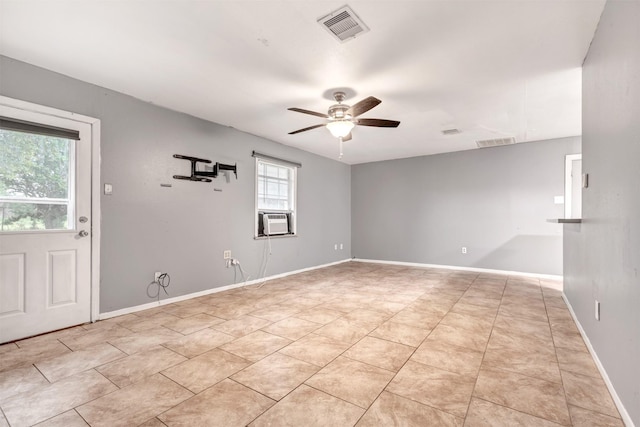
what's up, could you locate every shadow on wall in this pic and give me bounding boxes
[472,235,562,275]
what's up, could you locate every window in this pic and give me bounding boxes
[254,154,299,237]
[0,124,76,232]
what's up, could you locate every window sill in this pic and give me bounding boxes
[254,234,298,240]
[547,218,582,223]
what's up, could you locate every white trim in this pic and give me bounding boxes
[352,258,563,282]
[100,258,351,320]
[0,95,102,323]
[90,120,101,322]
[565,153,582,219]
[562,294,634,427]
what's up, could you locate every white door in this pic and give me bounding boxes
[570,158,583,218]
[564,154,582,219]
[0,105,92,343]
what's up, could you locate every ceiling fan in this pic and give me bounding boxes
[288,91,400,158]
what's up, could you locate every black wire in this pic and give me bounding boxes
[147,273,171,302]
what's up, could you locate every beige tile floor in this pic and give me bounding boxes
[0,262,624,426]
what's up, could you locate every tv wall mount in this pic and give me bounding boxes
[173,154,237,183]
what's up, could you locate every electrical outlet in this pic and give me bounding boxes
[334,244,338,250]
[223,250,231,260]
[154,271,162,281]
[340,243,343,250]
[461,247,467,254]
[595,300,600,321]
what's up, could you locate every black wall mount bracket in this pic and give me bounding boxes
[173,154,237,183]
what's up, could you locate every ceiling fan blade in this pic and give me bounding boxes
[347,96,381,117]
[288,124,326,135]
[357,118,401,128]
[288,107,329,118]
[342,132,352,142]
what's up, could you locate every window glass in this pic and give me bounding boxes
[0,129,74,231]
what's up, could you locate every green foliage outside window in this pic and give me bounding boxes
[0,129,71,231]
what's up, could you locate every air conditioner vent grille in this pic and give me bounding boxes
[263,213,289,235]
[318,5,369,42]
[476,137,516,148]
[267,214,287,220]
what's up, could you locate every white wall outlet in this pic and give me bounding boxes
[334,244,338,250]
[223,250,231,260]
[340,243,343,250]
[595,300,600,321]
[154,271,162,281]
[461,247,467,254]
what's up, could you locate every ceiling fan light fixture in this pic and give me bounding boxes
[326,120,354,138]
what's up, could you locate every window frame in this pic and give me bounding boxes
[254,157,297,238]
[0,128,77,232]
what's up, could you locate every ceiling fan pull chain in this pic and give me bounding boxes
[339,137,344,159]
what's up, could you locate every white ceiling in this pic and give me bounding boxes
[0,0,604,164]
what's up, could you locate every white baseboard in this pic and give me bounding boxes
[562,295,634,427]
[99,258,351,320]
[353,258,563,284]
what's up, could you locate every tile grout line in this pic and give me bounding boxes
[470,278,573,425]
[352,271,480,425]
[458,274,505,421]
[1,265,604,426]
[543,284,575,426]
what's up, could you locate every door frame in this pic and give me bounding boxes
[564,153,582,219]
[0,95,102,322]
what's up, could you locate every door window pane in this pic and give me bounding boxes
[0,129,74,231]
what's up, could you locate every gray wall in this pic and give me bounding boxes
[0,56,351,313]
[352,137,580,275]
[565,1,640,424]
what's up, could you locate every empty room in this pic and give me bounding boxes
[0,1,638,426]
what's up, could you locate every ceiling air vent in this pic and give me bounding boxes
[318,5,369,43]
[476,137,516,148]
[441,128,461,135]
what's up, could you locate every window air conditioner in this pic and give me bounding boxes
[263,213,289,235]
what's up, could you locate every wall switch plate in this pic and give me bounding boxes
[334,244,338,250]
[340,243,343,250]
[223,250,231,260]
[595,300,600,321]
[461,247,467,254]
[104,183,113,195]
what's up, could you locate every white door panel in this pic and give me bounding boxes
[0,253,25,316]
[0,105,92,343]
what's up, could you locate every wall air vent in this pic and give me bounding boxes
[476,137,516,148]
[441,128,461,135]
[318,5,369,43]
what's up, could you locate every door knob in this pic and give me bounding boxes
[78,230,89,237]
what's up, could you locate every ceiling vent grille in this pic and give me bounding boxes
[441,128,461,135]
[476,137,516,148]
[318,5,369,42]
